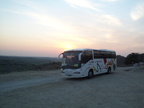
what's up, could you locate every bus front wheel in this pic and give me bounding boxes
[88,70,93,78]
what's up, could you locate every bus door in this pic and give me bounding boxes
[81,50,93,71]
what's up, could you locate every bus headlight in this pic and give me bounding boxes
[61,69,65,73]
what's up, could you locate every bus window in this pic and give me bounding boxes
[99,51,106,58]
[94,50,100,58]
[81,51,93,63]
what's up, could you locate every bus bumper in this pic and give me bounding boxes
[61,69,85,78]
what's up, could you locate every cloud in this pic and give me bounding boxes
[130,2,144,20]
[4,1,76,33]
[33,13,73,32]
[100,0,120,2]
[88,12,122,26]
[6,9,76,33]
[13,0,43,11]
[100,15,122,26]
[64,0,100,11]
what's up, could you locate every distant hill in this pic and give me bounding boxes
[0,56,61,74]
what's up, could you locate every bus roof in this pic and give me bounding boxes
[65,49,115,52]
[98,49,115,52]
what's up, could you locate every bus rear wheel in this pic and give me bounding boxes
[88,70,93,78]
[107,67,111,74]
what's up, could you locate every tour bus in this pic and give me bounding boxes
[58,49,116,78]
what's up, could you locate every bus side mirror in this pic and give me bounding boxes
[58,53,63,60]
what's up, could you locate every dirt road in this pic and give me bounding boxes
[0,67,144,108]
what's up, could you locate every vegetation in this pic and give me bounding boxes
[124,53,144,65]
[117,53,144,66]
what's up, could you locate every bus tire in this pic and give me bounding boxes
[88,70,93,78]
[113,64,116,71]
[107,67,111,74]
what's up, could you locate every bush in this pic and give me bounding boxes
[125,53,144,65]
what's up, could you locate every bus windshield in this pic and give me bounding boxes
[61,51,82,69]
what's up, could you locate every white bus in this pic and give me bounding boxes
[58,49,116,78]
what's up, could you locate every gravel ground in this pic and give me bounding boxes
[0,67,144,108]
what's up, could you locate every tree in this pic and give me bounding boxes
[124,53,140,65]
[139,53,144,62]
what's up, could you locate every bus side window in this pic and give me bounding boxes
[112,52,116,58]
[106,52,111,58]
[94,50,100,58]
[99,51,106,58]
[81,51,92,63]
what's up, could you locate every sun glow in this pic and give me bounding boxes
[59,43,76,51]
[66,44,73,49]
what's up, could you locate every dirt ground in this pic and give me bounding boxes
[0,67,144,108]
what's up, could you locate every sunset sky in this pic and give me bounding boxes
[0,0,144,57]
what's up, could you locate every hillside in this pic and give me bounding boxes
[0,56,61,74]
